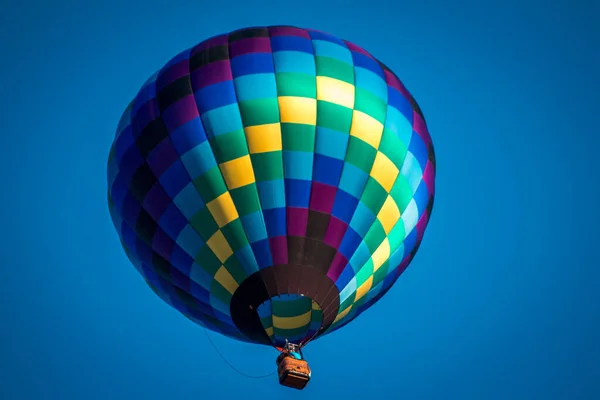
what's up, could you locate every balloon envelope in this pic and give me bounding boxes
[107,26,436,348]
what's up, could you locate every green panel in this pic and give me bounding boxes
[251,152,285,181]
[379,129,408,168]
[354,87,387,124]
[345,136,377,172]
[315,56,354,84]
[387,222,407,251]
[271,297,312,318]
[190,207,219,241]
[363,220,386,252]
[223,255,247,285]
[361,177,388,215]
[355,259,374,286]
[194,245,221,275]
[276,72,316,97]
[372,261,390,286]
[282,123,316,152]
[339,295,355,312]
[193,167,227,202]
[390,176,414,212]
[220,219,248,252]
[238,98,280,126]
[316,100,353,133]
[210,280,233,305]
[229,183,262,216]
[210,129,249,163]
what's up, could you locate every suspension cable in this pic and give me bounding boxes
[203,328,276,379]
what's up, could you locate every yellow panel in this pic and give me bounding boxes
[265,326,274,337]
[245,123,282,154]
[377,195,401,234]
[350,110,384,149]
[316,76,355,109]
[206,230,233,263]
[206,192,239,228]
[214,266,239,294]
[278,96,317,125]
[372,238,391,272]
[355,275,374,302]
[272,310,312,329]
[219,155,255,190]
[311,301,321,311]
[334,305,352,323]
[370,151,399,193]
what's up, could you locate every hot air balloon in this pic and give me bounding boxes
[107,25,436,390]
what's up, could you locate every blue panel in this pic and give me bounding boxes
[338,163,369,199]
[257,179,286,209]
[158,203,188,239]
[331,189,358,224]
[273,51,316,74]
[312,40,353,65]
[349,202,376,238]
[387,87,413,125]
[234,73,278,101]
[355,67,388,101]
[338,227,362,260]
[251,239,273,269]
[312,154,344,186]
[315,127,349,159]
[413,181,430,215]
[283,150,313,180]
[285,178,311,208]
[231,53,275,77]
[194,80,238,112]
[241,211,268,243]
[408,133,429,169]
[307,30,346,47]
[170,117,208,155]
[271,36,314,54]
[201,104,244,137]
[159,160,190,198]
[170,245,195,272]
[263,207,286,237]
[351,52,385,80]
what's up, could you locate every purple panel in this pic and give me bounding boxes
[192,34,228,53]
[229,37,272,58]
[162,95,200,133]
[287,207,308,237]
[190,60,232,90]
[269,236,288,265]
[324,216,348,248]
[147,138,179,177]
[268,26,310,38]
[142,183,171,221]
[152,227,175,262]
[157,60,190,91]
[327,251,348,281]
[309,182,337,214]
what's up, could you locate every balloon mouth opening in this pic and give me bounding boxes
[256,293,324,348]
[229,265,340,346]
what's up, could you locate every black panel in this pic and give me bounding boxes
[128,163,157,202]
[189,45,229,70]
[136,118,170,158]
[305,210,330,241]
[156,76,193,112]
[229,27,269,41]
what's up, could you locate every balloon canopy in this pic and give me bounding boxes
[107,26,436,349]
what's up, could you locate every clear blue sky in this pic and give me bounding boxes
[1,0,599,399]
